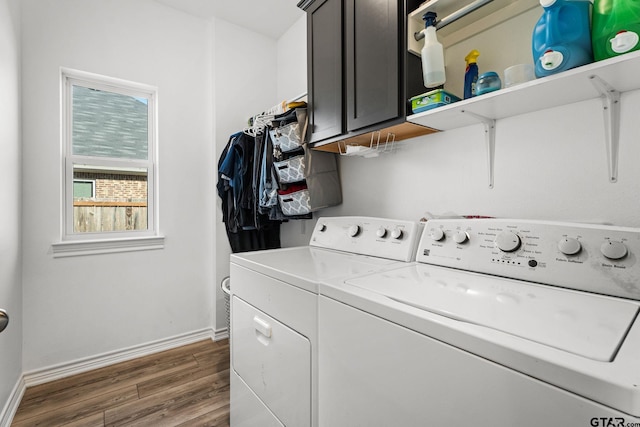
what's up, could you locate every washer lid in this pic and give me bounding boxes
[346,264,640,362]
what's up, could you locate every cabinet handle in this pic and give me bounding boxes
[253,316,272,338]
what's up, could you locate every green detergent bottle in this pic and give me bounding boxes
[592,0,640,61]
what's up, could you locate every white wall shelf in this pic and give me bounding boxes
[407,50,640,187]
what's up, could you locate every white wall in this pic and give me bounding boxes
[0,0,23,418]
[20,0,214,372]
[336,95,640,225]
[212,18,279,330]
[277,14,307,103]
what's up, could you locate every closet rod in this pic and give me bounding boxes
[262,93,308,117]
[288,92,307,103]
[414,0,494,41]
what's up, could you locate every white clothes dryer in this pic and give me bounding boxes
[229,216,423,427]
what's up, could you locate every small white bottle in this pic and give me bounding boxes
[421,11,445,88]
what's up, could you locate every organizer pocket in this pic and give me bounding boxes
[274,155,305,184]
[269,122,303,153]
[278,188,311,216]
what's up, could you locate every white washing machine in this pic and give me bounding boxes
[229,216,423,427]
[319,218,640,427]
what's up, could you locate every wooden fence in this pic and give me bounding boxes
[74,200,147,232]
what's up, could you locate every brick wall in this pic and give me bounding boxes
[74,171,147,201]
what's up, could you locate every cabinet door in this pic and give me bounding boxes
[345,0,399,132]
[307,0,344,143]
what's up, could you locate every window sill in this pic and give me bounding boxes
[51,235,165,258]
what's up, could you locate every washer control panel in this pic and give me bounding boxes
[417,218,640,300]
[310,217,423,262]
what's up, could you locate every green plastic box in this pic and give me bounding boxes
[410,89,461,113]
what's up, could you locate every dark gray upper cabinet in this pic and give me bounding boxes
[345,0,399,132]
[305,0,344,143]
[299,0,431,151]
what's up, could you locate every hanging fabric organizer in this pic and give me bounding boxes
[269,104,342,217]
[217,100,342,253]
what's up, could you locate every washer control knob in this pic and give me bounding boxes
[376,227,388,238]
[601,240,628,260]
[430,228,445,241]
[558,237,581,256]
[453,231,468,244]
[348,225,361,238]
[391,228,403,240]
[318,223,327,232]
[495,231,521,252]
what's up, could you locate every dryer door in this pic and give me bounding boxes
[232,296,311,427]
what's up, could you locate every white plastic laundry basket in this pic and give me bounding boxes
[221,277,231,334]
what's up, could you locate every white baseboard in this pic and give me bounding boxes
[23,327,217,387]
[214,327,229,341]
[0,376,25,427]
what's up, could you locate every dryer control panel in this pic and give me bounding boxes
[311,217,423,262]
[418,219,640,300]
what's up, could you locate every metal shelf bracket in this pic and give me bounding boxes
[462,110,496,189]
[589,75,621,183]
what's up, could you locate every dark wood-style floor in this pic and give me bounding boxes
[11,339,230,427]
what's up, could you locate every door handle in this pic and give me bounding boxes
[253,316,272,338]
[0,309,8,334]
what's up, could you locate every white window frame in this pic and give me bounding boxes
[52,68,164,257]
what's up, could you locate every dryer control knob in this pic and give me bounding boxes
[348,225,361,238]
[430,228,445,241]
[558,237,581,255]
[391,228,403,240]
[376,227,388,238]
[601,240,627,260]
[495,231,521,252]
[453,231,468,244]
[319,223,327,232]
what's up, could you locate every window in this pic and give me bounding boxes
[73,179,95,199]
[54,68,163,257]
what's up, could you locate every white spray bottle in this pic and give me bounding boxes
[421,11,445,88]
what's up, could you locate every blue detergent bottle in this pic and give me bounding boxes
[532,0,594,77]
